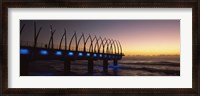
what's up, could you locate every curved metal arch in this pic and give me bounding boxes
[102,38,108,54]
[85,34,91,44]
[48,25,55,49]
[108,39,113,54]
[110,40,117,54]
[117,40,123,55]
[105,39,112,54]
[99,37,105,49]
[88,35,97,53]
[77,33,86,51]
[20,24,25,35]
[113,40,117,54]
[110,39,116,54]
[59,29,67,50]
[33,22,42,48]
[114,40,120,54]
[102,38,108,48]
[98,37,109,53]
[108,39,114,54]
[96,37,103,53]
[69,32,77,51]
[92,36,99,53]
[84,34,92,52]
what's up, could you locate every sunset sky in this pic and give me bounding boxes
[20,20,180,56]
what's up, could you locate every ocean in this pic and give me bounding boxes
[27,56,180,76]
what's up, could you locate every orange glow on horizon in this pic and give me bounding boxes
[123,49,180,56]
[120,29,180,56]
[122,42,180,56]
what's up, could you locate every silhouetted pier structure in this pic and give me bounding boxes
[20,22,124,75]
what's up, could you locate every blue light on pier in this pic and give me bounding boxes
[20,49,29,55]
[99,54,102,57]
[40,50,48,55]
[78,52,83,56]
[55,51,62,56]
[68,52,74,56]
[104,54,107,58]
[93,53,97,57]
[86,53,90,56]
[112,55,115,58]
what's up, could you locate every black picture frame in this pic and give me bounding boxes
[1,0,199,95]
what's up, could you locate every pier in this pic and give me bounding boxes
[20,22,124,75]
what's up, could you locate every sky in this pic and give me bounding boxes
[20,20,180,56]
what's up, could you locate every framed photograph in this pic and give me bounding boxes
[1,0,199,95]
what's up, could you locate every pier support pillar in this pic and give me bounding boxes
[103,60,108,73]
[114,60,118,66]
[64,59,71,75]
[20,56,30,76]
[113,59,118,76]
[88,59,94,74]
